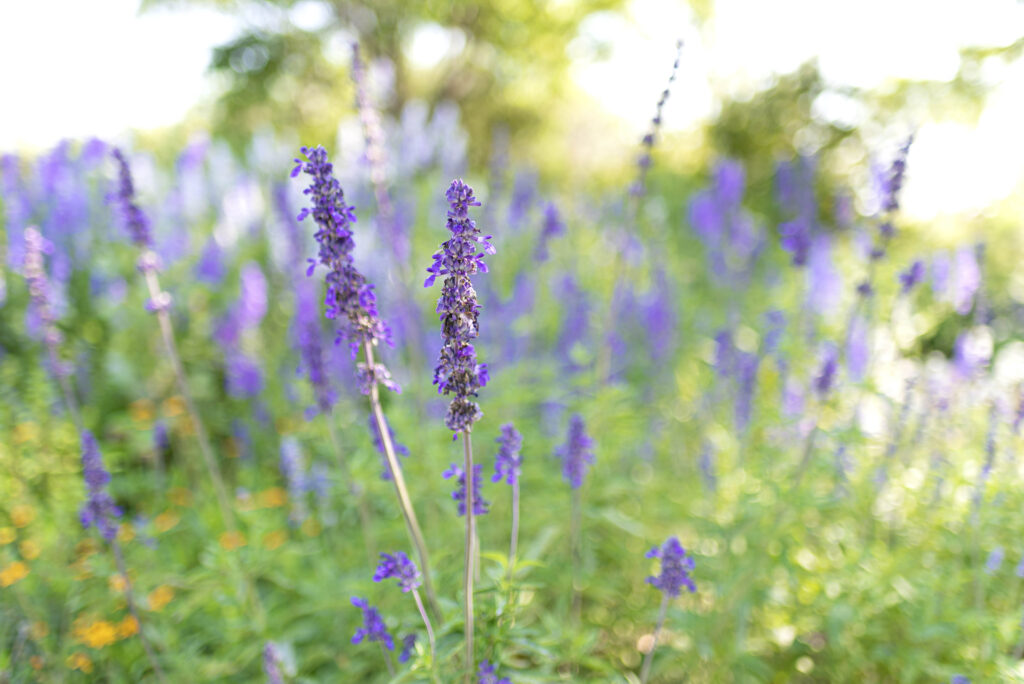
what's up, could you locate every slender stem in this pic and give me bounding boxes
[508,480,520,582]
[571,487,582,625]
[363,341,441,621]
[640,594,670,684]
[412,588,436,663]
[463,430,476,684]
[142,263,235,532]
[112,540,167,683]
[379,643,395,677]
[48,347,83,434]
[325,417,376,566]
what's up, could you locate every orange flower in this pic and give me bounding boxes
[30,655,44,670]
[73,620,118,649]
[219,531,247,551]
[262,530,288,550]
[117,616,140,638]
[257,487,287,508]
[162,396,186,418]
[0,560,29,587]
[148,585,174,612]
[19,539,41,560]
[0,527,15,545]
[130,399,155,422]
[11,504,35,528]
[66,652,93,673]
[109,574,128,594]
[154,511,180,533]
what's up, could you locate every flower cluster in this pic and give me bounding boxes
[79,431,123,541]
[899,259,925,294]
[425,179,494,434]
[442,463,490,516]
[813,342,839,398]
[293,146,392,361]
[646,536,696,597]
[23,227,63,351]
[557,414,595,489]
[373,551,421,593]
[492,423,523,486]
[350,597,394,650]
[262,642,284,684]
[478,660,511,684]
[110,148,153,248]
[399,634,417,664]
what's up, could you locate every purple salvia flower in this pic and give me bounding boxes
[23,227,63,353]
[295,285,336,413]
[882,135,913,214]
[713,330,734,378]
[985,546,1004,574]
[535,201,565,261]
[424,179,494,434]
[294,146,393,360]
[734,352,759,432]
[442,463,490,516]
[952,246,981,315]
[806,234,842,314]
[477,660,511,684]
[237,263,268,328]
[373,551,421,592]
[196,238,226,284]
[368,413,409,480]
[263,642,284,684]
[350,597,394,650]
[953,330,990,379]
[951,676,970,684]
[813,342,839,398]
[779,217,812,267]
[630,40,683,198]
[225,354,264,399]
[79,431,123,541]
[698,442,716,492]
[154,420,170,452]
[557,414,595,489]
[508,170,537,230]
[279,437,308,524]
[899,259,926,294]
[492,423,523,486]
[110,148,153,248]
[931,252,951,297]
[398,634,417,664]
[762,310,786,355]
[847,314,870,382]
[646,536,696,597]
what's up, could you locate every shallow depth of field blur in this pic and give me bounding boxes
[2,0,1024,682]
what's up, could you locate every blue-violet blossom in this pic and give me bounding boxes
[373,551,421,593]
[557,414,595,489]
[646,536,696,597]
[442,463,490,516]
[350,597,394,650]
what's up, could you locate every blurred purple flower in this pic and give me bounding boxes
[985,546,1004,574]
[373,551,421,592]
[351,597,394,650]
[399,634,417,664]
[79,431,123,541]
[952,246,981,315]
[806,234,842,313]
[225,354,263,398]
[196,238,225,284]
[110,148,153,248]
[813,342,839,398]
[478,660,511,684]
[535,201,565,261]
[646,536,696,597]
[557,414,595,489]
[492,423,523,486]
[263,642,284,684]
[443,463,489,516]
[847,314,870,382]
[899,259,925,294]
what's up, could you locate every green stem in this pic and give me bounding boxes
[640,594,669,684]
[463,429,476,684]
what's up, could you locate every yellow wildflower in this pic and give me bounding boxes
[0,527,15,545]
[219,531,247,551]
[262,530,287,550]
[258,487,287,508]
[109,574,128,594]
[168,487,192,507]
[162,396,186,418]
[130,399,155,422]
[301,517,321,538]
[13,422,38,445]
[66,652,93,673]
[148,585,174,612]
[117,523,135,543]
[30,621,48,640]
[74,620,118,649]
[0,560,29,587]
[11,504,35,528]
[154,511,180,533]
[19,539,40,560]
[117,615,139,638]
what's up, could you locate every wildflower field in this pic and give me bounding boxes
[1,25,1024,684]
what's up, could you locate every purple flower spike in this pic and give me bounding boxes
[443,463,490,516]
[492,423,523,485]
[263,642,284,684]
[646,536,696,597]
[79,431,123,541]
[373,551,421,593]
[813,342,839,398]
[398,634,417,663]
[899,259,926,294]
[294,146,393,362]
[425,179,494,434]
[557,414,595,489]
[882,135,913,214]
[23,227,63,352]
[478,660,511,684]
[350,597,394,650]
[110,148,153,248]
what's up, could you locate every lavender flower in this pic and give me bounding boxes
[293,146,392,359]
[424,179,494,434]
[263,642,284,684]
[630,40,683,198]
[882,135,913,213]
[734,352,759,432]
[279,437,308,524]
[535,202,565,261]
[899,259,926,294]
[492,423,523,485]
[196,238,225,284]
[646,536,696,597]
[398,634,417,664]
[373,551,421,592]
[368,413,409,480]
[951,677,970,684]
[806,234,841,313]
[779,217,812,266]
[847,315,870,382]
[478,660,511,684]
[110,148,153,248]
[442,463,490,516]
[23,227,62,351]
[813,342,839,398]
[1015,552,1024,578]
[952,246,981,315]
[350,597,394,650]
[79,431,123,541]
[557,414,595,489]
[985,546,1004,574]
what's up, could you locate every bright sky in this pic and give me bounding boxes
[1,0,1022,220]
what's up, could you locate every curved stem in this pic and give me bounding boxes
[325,417,376,567]
[412,588,436,663]
[112,540,167,683]
[463,430,476,684]
[142,263,235,533]
[363,341,441,621]
[640,594,669,684]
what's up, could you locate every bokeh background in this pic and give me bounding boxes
[2,0,1024,682]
